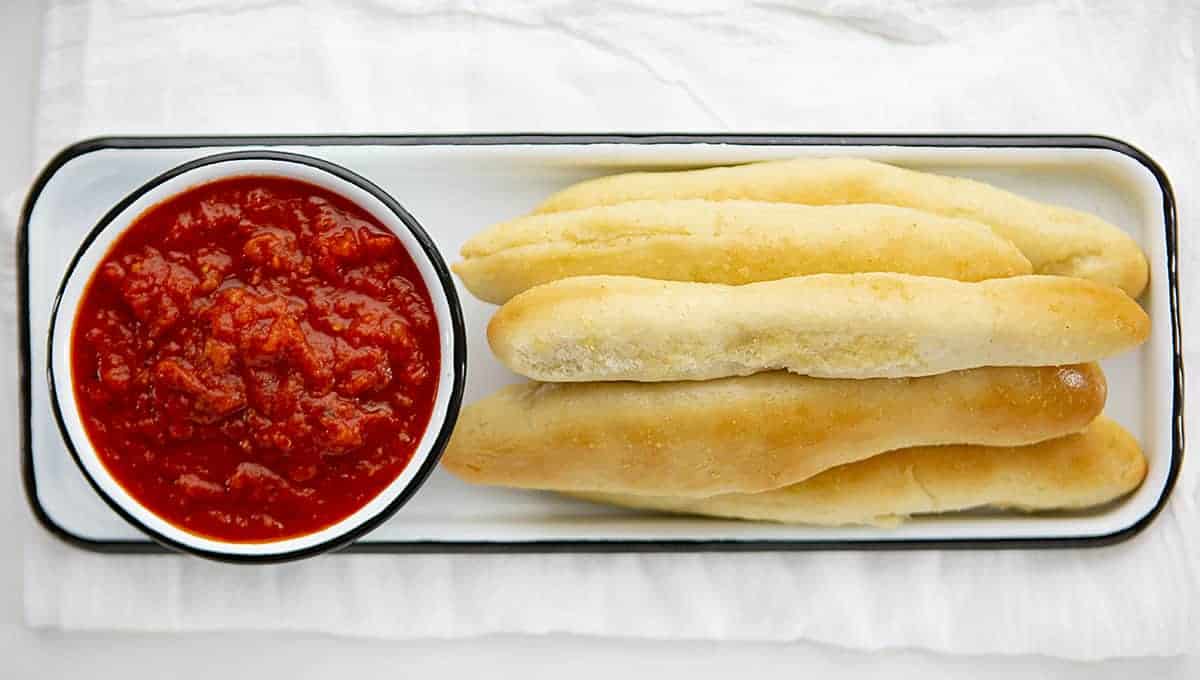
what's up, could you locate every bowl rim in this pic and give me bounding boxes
[46,150,468,563]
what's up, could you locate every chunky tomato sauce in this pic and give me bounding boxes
[71,176,440,542]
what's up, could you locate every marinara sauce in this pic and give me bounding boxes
[71,176,440,542]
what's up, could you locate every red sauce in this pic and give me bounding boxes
[71,176,440,542]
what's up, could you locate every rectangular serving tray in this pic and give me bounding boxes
[19,134,1183,553]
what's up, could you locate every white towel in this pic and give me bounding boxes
[13,0,1200,659]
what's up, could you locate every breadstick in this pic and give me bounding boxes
[489,274,1149,382]
[440,364,1107,497]
[454,200,1032,304]
[534,158,1149,297]
[569,417,1146,526]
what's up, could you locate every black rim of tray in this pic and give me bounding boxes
[18,133,1185,555]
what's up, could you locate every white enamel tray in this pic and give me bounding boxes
[19,134,1183,553]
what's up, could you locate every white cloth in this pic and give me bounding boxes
[13,0,1200,659]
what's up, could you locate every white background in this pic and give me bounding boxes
[1,0,1196,677]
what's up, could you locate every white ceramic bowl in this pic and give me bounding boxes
[48,151,467,562]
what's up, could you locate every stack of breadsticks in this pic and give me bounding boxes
[442,158,1152,527]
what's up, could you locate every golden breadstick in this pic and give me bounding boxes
[570,417,1146,527]
[489,274,1149,381]
[454,200,1032,304]
[441,364,1107,497]
[534,158,1149,297]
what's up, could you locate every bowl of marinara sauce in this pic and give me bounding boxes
[48,151,466,562]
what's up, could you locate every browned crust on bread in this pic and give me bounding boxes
[441,364,1108,497]
[488,274,1149,381]
[533,158,1148,296]
[454,201,1032,303]
[570,417,1147,526]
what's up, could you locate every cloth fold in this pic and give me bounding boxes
[15,0,1200,659]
